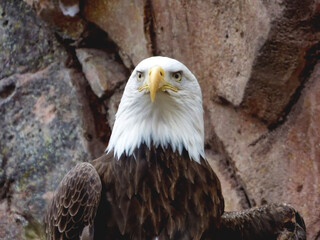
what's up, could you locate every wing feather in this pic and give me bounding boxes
[45,162,102,240]
[217,203,306,240]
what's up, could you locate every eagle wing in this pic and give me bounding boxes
[217,203,306,240]
[45,162,102,240]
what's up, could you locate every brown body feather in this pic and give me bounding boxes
[45,145,224,240]
[45,145,306,240]
[91,144,224,240]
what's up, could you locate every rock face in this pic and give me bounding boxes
[82,0,152,66]
[242,0,320,125]
[0,64,91,238]
[1,0,319,239]
[0,0,64,79]
[0,1,107,239]
[244,63,320,238]
[76,48,128,98]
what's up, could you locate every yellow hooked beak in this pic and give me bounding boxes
[138,66,178,102]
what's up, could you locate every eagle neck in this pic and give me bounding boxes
[107,92,205,163]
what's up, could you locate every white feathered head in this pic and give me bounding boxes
[107,56,205,162]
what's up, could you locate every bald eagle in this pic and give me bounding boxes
[45,57,306,240]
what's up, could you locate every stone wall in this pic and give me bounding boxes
[0,0,319,239]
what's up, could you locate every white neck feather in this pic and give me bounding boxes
[107,91,205,163]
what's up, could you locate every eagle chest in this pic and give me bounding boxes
[94,146,224,240]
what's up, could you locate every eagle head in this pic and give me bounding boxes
[107,56,205,162]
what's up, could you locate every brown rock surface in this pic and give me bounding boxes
[242,0,320,124]
[82,0,152,66]
[209,63,320,240]
[244,63,320,239]
[151,0,270,106]
[76,48,128,98]
[1,0,319,239]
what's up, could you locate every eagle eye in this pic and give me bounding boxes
[172,72,182,82]
[137,71,144,81]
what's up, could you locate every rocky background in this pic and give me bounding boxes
[0,0,319,239]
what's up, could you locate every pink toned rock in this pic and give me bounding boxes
[63,68,108,157]
[207,151,243,212]
[106,88,124,129]
[33,93,57,125]
[206,101,268,155]
[244,64,320,239]
[151,0,270,106]
[207,64,320,238]
[241,1,320,124]
[205,101,269,209]
[76,48,128,98]
[82,0,151,66]
[213,63,320,239]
